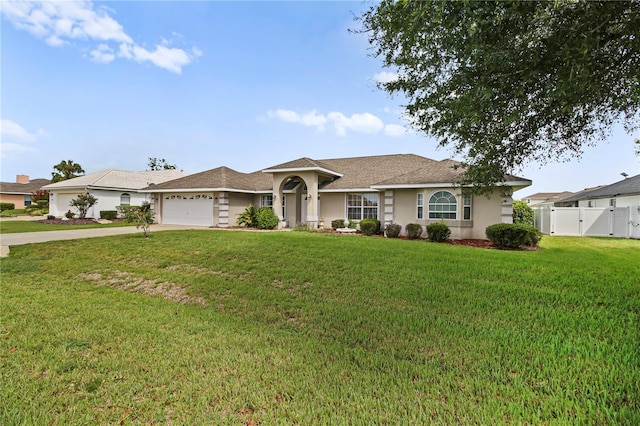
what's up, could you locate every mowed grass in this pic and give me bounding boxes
[1,231,638,424]
[0,220,134,234]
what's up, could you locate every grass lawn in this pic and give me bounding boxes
[1,231,638,424]
[0,220,134,234]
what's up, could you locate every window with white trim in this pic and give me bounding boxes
[417,193,424,219]
[610,198,616,207]
[347,193,378,221]
[463,194,472,220]
[428,191,457,219]
[282,195,286,218]
[120,193,131,206]
[261,194,273,208]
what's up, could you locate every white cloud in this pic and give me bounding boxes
[1,0,200,74]
[1,119,46,142]
[384,124,407,137]
[373,71,398,84]
[268,109,404,138]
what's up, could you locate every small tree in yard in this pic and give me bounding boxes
[119,202,155,238]
[69,193,98,218]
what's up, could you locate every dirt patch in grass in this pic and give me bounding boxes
[80,271,207,306]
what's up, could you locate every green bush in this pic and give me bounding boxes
[100,210,118,220]
[385,223,402,238]
[36,200,49,209]
[47,215,55,220]
[348,220,358,229]
[256,207,279,229]
[405,223,423,240]
[427,222,451,242]
[331,219,345,229]
[237,204,258,228]
[512,200,534,225]
[0,203,15,211]
[65,210,75,219]
[486,223,541,249]
[359,218,380,236]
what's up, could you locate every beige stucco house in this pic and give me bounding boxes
[0,175,51,209]
[146,154,532,239]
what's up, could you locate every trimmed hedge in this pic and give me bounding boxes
[100,210,118,220]
[427,222,451,242]
[485,223,542,249]
[331,219,345,229]
[405,223,423,240]
[385,223,402,238]
[0,203,15,211]
[359,218,380,236]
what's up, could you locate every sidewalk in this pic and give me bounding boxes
[0,224,211,257]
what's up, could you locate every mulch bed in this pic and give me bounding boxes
[34,218,124,225]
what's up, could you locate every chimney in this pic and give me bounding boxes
[16,175,30,184]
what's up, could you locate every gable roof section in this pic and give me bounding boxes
[0,178,51,194]
[145,166,272,193]
[42,169,186,191]
[262,157,342,177]
[558,174,640,203]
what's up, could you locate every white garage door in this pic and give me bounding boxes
[163,193,214,227]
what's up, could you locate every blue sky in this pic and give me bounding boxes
[1,1,638,197]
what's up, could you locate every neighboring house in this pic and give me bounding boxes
[145,154,532,239]
[43,169,186,218]
[521,191,574,207]
[555,174,640,208]
[0,175,51,209]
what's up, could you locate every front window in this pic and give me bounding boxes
[417,193,424,219]
[24,195,32,206]
[463,194,472,220]
[261,194,273,208]
[120,193,130,206]
[428,191,457,220]
[347,193,378,221]
[610,199,616,207]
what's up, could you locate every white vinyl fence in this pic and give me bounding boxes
[535,206,640,239]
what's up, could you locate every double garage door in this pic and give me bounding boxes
[163,193,214,227]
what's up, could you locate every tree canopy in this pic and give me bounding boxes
[51,160,85,183]
[360,0,640,190]
[147,157,178,171]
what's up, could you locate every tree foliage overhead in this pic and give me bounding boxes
[360,0,640,189]
[51,160,85,183]
[147,157,178,171]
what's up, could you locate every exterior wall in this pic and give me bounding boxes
[50,189,151,218]
[387,187,505,240]
[577,195,640,208]
[0,194,27,209]
[228,193,254,226]
[318,192,347,226]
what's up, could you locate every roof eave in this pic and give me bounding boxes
[146,187,257,194]
[262,166,343,178]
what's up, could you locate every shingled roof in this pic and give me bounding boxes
[0,178,51,194]
[145,154,531,192]
[557,174,640,203]
[43,169,186,191]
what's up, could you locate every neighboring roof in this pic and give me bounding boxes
[0,178,51,195]
[145,167,272,193]
[42,169,186,191]
[520,191,574,204]
[557,174,640,203]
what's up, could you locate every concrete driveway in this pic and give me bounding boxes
[0,224,211,257]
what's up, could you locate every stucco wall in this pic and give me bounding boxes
[229,193,254,226]
[0,194,27,209]
[50,189,151,218]
[577,195,640,208]
[318,192,348,226]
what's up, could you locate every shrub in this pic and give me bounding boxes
[121,201,155,238]
[256,207,279,229]
[0,203,15,211]
[427,222,451,242]
[331,219,345,229]
[237,204,258,228]
[348,220,358,229]
[116,205,139,217]
[28,209,44,216]
[69,193,98,218]
[65,210,75,219]
[486,223,541,249]
[385,223,402,238]
[359,218,380,236]
[512,200,534,225]
[36,200,49,209]
[405,223,423,240]
[100,210,118,220]
[47,215,55,220]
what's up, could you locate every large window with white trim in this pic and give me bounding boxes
[347,193,378,221]
[428,191,457,219]
[261,195,273,208]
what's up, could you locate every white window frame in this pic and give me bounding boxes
[463,193,472,220]
[428,190,457,220]
[261,194,273,208]
[120,193,131,206]
[347,193,379,221]
[417,193,424,219]
[609,198,616,207]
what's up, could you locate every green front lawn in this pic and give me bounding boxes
[1,232,638,424]
[0,220,134,234]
